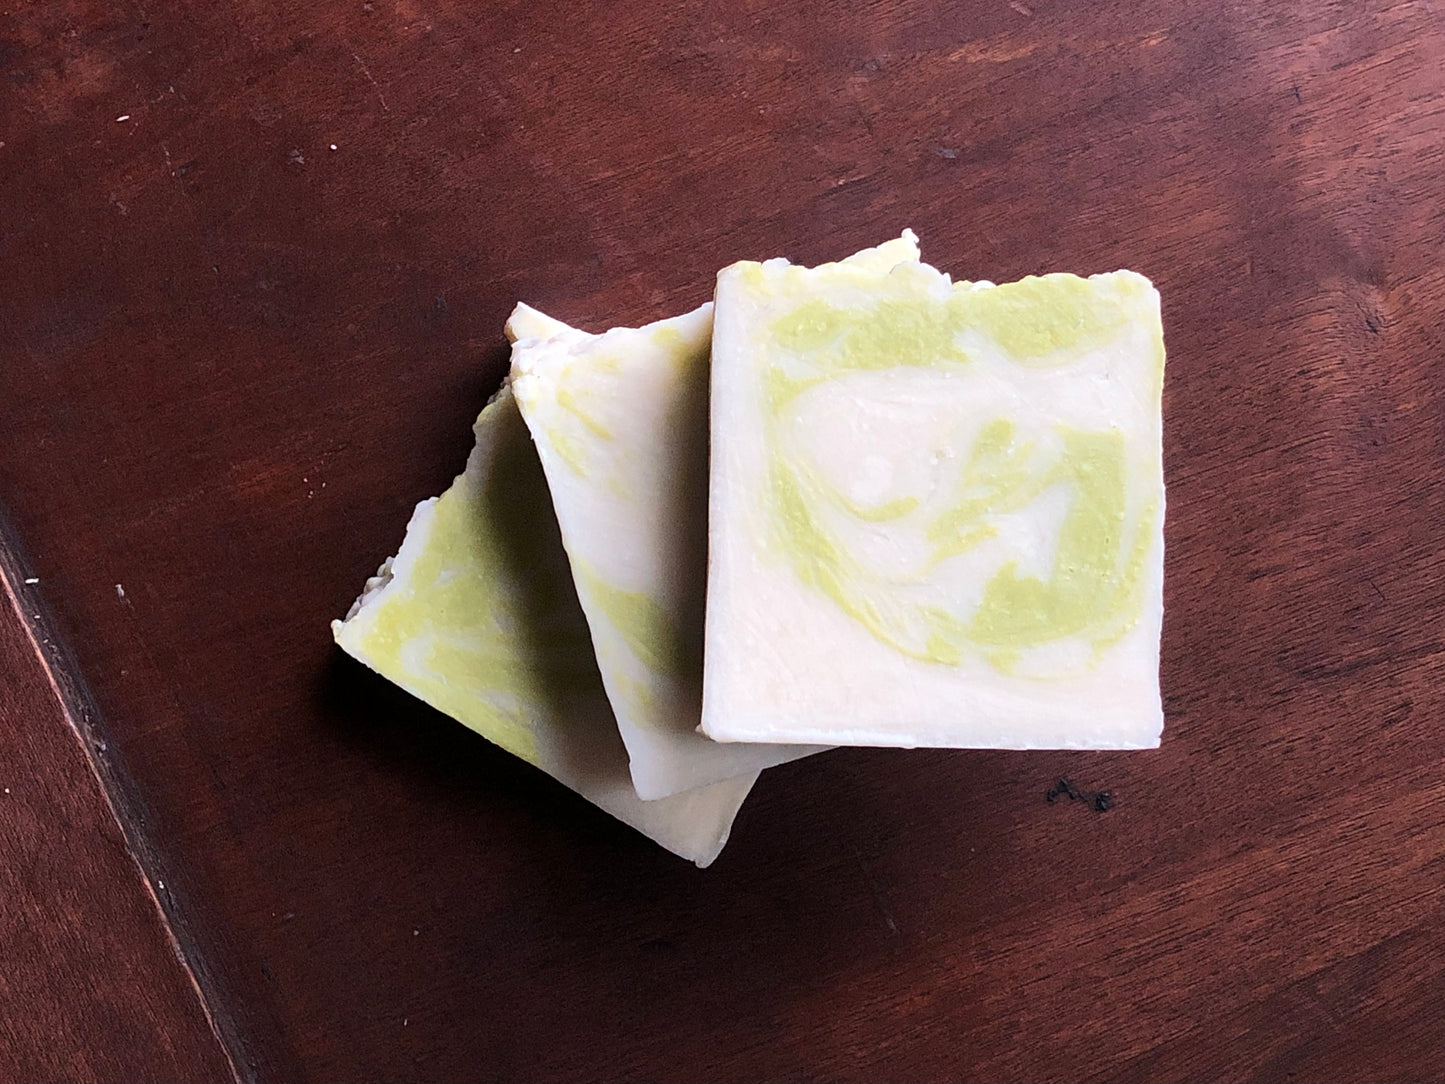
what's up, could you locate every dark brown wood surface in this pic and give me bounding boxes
[0,558,234,1081]
[3,1,1444,1080]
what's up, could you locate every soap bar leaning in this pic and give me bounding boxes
[701,251,1166,749]
[509,303,825,798]
[506,232,920,799]
[332,384,754,866]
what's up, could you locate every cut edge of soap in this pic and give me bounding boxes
[701,720,1164,750]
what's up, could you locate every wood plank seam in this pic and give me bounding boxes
[0,499,247,1084]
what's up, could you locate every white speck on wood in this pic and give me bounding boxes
[116,114,131,122]
[23,577,37,584]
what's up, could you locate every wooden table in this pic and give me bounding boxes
[3,2,1443,1080]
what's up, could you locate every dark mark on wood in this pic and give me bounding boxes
[1047,778,1113,813]
[1045,777,1084,803]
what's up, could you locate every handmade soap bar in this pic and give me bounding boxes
[508,305,821,798]
[701,251,1166,749]
[507,233,919,798]
[332,384,754,866]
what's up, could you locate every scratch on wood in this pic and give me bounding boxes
[347,44,390,113]
[948,40,1040,64]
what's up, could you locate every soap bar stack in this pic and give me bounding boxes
[333,231,1166,867]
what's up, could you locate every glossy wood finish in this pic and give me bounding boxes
[3,1,1444,1080]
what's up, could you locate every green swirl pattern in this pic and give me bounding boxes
[761,273,1162,674]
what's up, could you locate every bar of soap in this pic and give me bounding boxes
[701,249,1166,749]
[332,384,753,866]
[506,233,919,798]
[508,304,818,799]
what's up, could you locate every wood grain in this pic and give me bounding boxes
[2,0,1444,1080]
[0,548,234,1082]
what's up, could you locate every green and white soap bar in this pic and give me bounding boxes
[508,303,829,799]
[700,245,1166,749]
[507,233,919,799]
[332,383,754,866]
